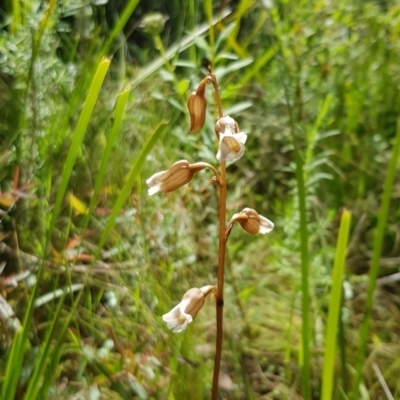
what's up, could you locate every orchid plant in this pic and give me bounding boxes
[147,67,274,399]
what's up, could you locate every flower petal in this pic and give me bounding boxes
[216,131,247,163]
[148,184,161,196]
[173,319,188,332]
[259,215,274,234]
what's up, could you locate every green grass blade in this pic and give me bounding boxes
[204,0,215,61]
[87,89,130,221]
[102,0,140,56]
[351,120,400,399]
[37,340,64,400]
[10,0,21,32]
[280,61,311,400]
[322,209,352,400]
[49,58,111,236]
[95,117,174,255]
[23,295,66,400]
[0,328,23,400]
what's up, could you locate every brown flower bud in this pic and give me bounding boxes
[146,160,207,195]
[228,208,274,235]
[187,80,207,132]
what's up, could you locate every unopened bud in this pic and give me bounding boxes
[187,80,208,132]
[139,13,168,36]
[146,160,207,195]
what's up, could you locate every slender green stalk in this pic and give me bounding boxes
[322,209,352,400]
[153,34,175,74]
[351,120,400,399]
[204,0,215,62]
[0,329,23,400]
[338,290,349,395]
[187,0,196,62]
[23,295,66,400]
[280,58,311,400]
[295,148,311,400]
[101,0,140,56]
[10,0,21,32]
[88,90,130,217]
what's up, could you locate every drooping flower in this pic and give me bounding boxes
[215,116,247,163]
[187,80,208,132]
[228,208,274,235]
[162,286,214,333]
[146,160,207,196]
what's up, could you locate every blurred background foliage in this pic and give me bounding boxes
[0,0,400,399]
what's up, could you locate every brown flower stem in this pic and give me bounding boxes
[212,159,226,400]
[196,162,221,183]
[207,67,223,119]
[207,67,225,400]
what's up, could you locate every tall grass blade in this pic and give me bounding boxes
[48,58,111,236]
[10,0,21,32]
[82,89,130,236]
[23,294,66,400]
[102,0,140,56]
[0,328,23,400]
[280,61,311,400]
[322,209,352,400]
[204,0,215,61]
[351,121,400,399]
[296,149,311,400]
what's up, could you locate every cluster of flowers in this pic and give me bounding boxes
[146,71,274,333]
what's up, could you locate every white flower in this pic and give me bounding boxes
[215,116,247,163]
[162,286,214,333]
[216,131,248,162]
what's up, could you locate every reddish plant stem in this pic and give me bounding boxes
[212,160,226,400]
[210,69,225,400]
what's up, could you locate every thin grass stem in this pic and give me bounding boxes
[322,209,352,400]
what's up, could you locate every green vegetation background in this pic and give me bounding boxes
[0,0,400,399]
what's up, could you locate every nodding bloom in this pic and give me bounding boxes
[228,208,274,235]
[162,286,215,333]
[146,160,208,196]
[215,116,247,163]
